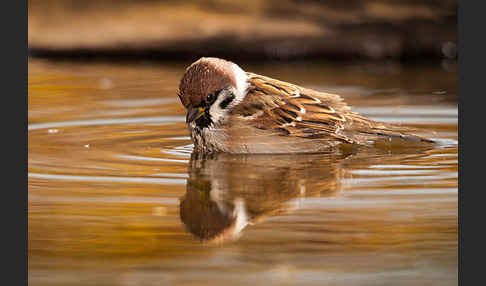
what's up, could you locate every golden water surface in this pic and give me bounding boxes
[28,58,458,286]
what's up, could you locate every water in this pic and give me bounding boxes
[28,58,457,285]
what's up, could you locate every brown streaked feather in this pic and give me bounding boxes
[230,72,433,145]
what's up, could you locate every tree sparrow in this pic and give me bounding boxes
[178,57,433,154]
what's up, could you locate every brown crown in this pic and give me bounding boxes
[178,57,238,108]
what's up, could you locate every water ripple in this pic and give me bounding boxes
[28,172,186,184]
[28,116,185,131]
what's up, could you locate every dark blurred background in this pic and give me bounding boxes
[28,0,457,61]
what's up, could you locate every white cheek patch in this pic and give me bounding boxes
[209,94,230,124]
[231,63,249,105]
[208,63,249,125]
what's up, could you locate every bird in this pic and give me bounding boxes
[178,57,434,154]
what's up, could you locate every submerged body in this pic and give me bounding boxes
[178,57,432,154]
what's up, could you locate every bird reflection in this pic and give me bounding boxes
[179,151,350,243]
[179,140,437,243]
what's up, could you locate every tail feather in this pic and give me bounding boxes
[360,128,435,143]
[342,114,435,144]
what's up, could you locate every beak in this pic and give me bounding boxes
[186,106,206,123]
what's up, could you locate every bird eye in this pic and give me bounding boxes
[206,89,222,104]
[206,93,215,103]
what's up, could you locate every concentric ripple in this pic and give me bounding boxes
[28,59,458,286]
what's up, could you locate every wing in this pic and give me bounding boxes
[230,72,433,145]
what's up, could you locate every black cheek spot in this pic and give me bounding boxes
[219,94,235,109]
